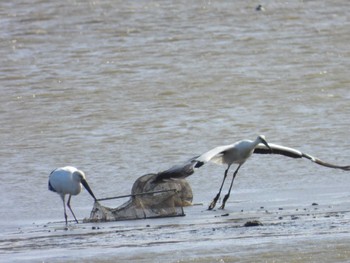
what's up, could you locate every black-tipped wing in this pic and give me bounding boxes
[48,180,56,192]
[254,143,304,158]
[153,156,204,182]
[254,143,350,171]
[48,168,57,192]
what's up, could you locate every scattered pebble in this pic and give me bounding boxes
[278,216,283,220]
[312,203,319,206]
[146,224,151,227]
[278,208,283,210]
[244,220,263,227]
[221,213,229,217]
[256,4,265,11]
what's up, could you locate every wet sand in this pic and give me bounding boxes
[2,193,350,263]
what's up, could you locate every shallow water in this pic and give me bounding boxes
[1,0,350,262]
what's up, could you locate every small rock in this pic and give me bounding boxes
[312,203,319,206]
[221,213,229,217]
[278,216,283,220]
[256,4,265,11]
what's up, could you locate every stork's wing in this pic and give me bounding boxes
[153,144,235,183]
[153,156,204,182]
[254,143,350,171]
[196,144,235,164]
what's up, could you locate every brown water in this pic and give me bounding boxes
[1,0,350,262]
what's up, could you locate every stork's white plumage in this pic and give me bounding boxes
[197,135,270,210]
[198,137,350,210]
[139,136,350,211]
[48,166,97,225]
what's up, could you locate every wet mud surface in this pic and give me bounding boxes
[2,199,350,262]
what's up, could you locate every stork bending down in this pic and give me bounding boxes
[49,166,97,224]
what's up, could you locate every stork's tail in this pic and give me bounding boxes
[48,181,56,192]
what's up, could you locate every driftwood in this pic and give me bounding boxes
[86,173,193,222]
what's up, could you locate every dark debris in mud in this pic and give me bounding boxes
[244,220,263,227]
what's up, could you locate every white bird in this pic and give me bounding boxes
[197,135,350,210]
[197,135,271,210]
[48,166,97,224]
[146,135,350,211]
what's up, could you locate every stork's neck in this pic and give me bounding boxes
[252,137,262,148]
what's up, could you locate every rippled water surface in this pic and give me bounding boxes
[1,0,349,262]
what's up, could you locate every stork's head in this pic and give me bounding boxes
[73,170,97,201]
[257,135,271,150]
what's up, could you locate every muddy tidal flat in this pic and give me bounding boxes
[2,194,350,263]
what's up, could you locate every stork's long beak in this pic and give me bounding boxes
[81,179,97,201]
[261,138,272,151]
